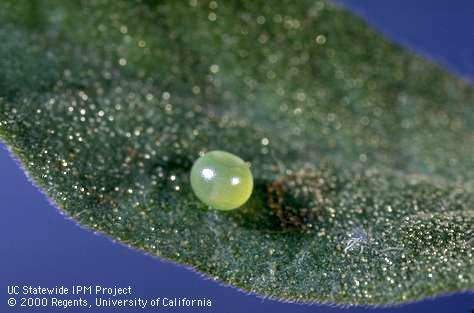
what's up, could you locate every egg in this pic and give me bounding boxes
[190,150,253,210]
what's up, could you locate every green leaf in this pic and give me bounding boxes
[1,0,473,305]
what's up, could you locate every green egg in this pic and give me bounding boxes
[190,150,253,210]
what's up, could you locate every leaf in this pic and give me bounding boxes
[1,0,473,305]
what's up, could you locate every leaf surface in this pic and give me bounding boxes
[0,0,473,305]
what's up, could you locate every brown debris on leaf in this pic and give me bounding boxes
[267,167,339,230]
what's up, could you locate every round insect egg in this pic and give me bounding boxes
[190,150,253,210]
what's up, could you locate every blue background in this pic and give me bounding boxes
[1,1,473,312]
